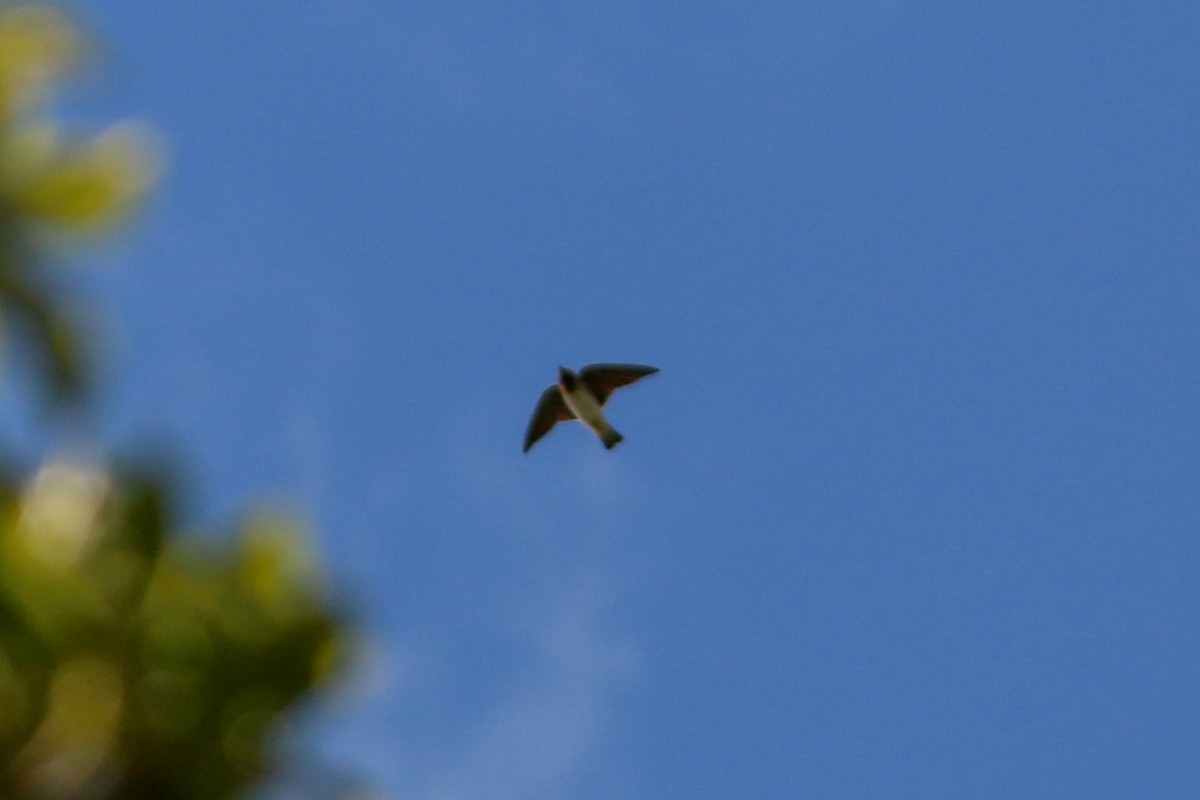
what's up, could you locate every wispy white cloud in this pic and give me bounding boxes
[299,401,646,799]
[314,574,637,800]
[418,579,638,800]
[349,410,642,800]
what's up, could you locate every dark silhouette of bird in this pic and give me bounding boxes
[524,363,658,452]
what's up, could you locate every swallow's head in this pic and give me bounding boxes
[557,366,577,390]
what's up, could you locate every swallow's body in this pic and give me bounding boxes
[558,367,623,448]
[524,364,658,452]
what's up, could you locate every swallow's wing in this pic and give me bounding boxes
[579,363,659,405]
[524,386,574,452]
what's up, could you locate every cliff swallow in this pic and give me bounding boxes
[524,363,659,452]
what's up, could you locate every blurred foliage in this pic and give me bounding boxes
[0,461,343,799]
[0,5,352,799]
[0,4,158,404]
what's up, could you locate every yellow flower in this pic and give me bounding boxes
[0,5,81,124]
[14,460,112,569]
[8,121,161,232]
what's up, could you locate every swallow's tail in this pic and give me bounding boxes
[602,429,624,449]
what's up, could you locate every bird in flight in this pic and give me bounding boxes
[524,363,659,452]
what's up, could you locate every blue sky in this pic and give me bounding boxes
[51,2,1200,797]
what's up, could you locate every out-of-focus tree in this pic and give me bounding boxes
[0,6,350,798]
